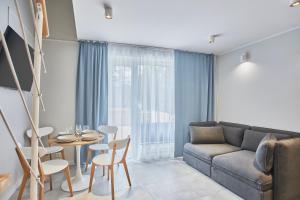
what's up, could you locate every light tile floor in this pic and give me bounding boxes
[10,159,243,200]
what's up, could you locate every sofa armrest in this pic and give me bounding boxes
[274,138,300,200]
[187,121,217,143]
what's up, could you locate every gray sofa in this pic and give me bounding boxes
[183,121,300,200]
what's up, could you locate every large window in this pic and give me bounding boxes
[108,44,175,160]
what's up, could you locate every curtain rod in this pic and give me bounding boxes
[43,38,214,55]
[81,39,174,51]
[44,38,173,51]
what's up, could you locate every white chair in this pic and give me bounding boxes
[88,136,131,200]
[85,125,118,172]
[15,145,73,200]
[26,127,65,160]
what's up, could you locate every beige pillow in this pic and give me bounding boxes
[190,126,225,144]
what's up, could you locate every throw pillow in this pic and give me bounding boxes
[189,126,225,144]
[254,133,277,173]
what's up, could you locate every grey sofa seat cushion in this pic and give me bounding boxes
[190,126,225,144]
[184,143,240,163]
[221,125,245,147]
[241,130,291,152]
[212,150,272,191]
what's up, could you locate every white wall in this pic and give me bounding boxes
[0,0,34,46]
[0,0,34,199]
[0,89,32,200]
[38,0,78,163]
[40,40,79,163]
[216,28,300,132]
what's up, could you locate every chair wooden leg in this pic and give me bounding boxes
[110,166,115,200]
[63,166,73,197]
[101,150,105,176]
[123,161,131,186]
[61,149,65,160]
[85,149,92,172]
[17,172,29,200]
[107,167,110,181]
[88,163,96,192]
[39,177,45,200]
[49,175,53,191]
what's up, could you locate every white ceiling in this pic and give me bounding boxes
[72,0,300,55]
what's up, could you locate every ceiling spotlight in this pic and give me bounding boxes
[208,35,215,44]
[240,52,250,63]
[104,5,113,19]
[290,0,300,7]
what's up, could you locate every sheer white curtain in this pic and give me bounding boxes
[108,44,175,160]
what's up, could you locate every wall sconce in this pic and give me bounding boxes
[290,0,300,7]
[240,52,249,63]
[104,5,113,19]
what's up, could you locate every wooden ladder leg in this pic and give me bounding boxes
[123,161,131,186]
[88,163,96,192]
[17,172,29,200]
[110,166,115,200]
[64,166,73,197]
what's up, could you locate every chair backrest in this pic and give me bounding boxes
[16,143,46,160]
[15,147,45,179]
[26,127,54,138]
[98,125,118,139]
[108,137,130,164]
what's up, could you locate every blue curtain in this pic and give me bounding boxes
[76,41,108,164]
[174,50,214,156]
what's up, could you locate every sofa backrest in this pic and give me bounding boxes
[218,121,250,147]
[189,121,217,127]
[251,126,300,138]
[187,121,300,152]
[241,130,292,152]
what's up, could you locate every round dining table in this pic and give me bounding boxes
[48,133,104,192]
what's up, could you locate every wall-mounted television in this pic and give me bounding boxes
[0,26,34,91]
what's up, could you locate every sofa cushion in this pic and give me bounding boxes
[190,126,225,144]
[221,125,245,147]
[212,150,272,191]
[184,143,240,163]
[241,130,290,152]
[255,134,277,173]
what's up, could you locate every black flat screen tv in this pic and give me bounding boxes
[0,26,34,91]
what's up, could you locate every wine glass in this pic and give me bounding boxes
[82,125,90,131]
[75,124,82,138]
[68,126,74,134]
